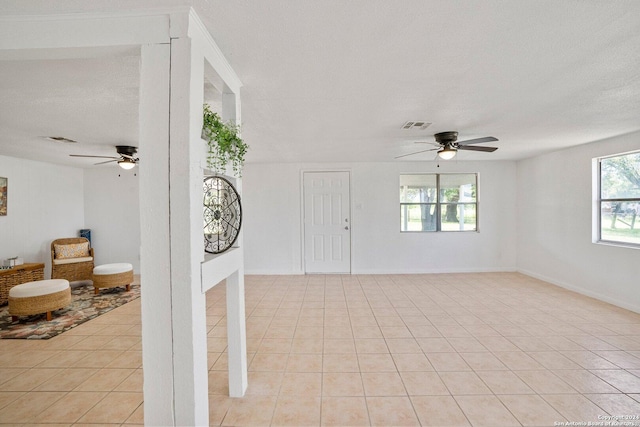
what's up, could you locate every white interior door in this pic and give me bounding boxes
[303,171,351,273]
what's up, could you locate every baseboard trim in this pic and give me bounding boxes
[351,267,517,275]
[517,268,640,314]
[245,267,516,275]
[244,270,304,276]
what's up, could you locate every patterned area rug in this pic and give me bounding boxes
[0,282,140,339]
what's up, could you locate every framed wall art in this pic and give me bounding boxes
[0,177,6,216]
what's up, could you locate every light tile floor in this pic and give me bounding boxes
[2,273,640,426]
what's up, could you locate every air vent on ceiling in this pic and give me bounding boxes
[401,121,431,130]
[45,136,77,143]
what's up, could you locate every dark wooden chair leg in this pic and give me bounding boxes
[11,316,18,322]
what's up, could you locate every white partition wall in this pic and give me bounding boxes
[1,8,247,426]
[140,11,247,426]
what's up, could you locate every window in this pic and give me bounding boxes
[400,173,477,232]
[597,151,640,247]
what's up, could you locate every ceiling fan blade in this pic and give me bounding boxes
[94,159,119,165]
[394,148,439,159]
[457,136,498,146]
[70,154,120,160]
[458,145,498,152]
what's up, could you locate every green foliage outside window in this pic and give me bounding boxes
[400,174,477,232]
[599,151,640,246]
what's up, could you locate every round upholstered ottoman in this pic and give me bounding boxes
[92,263,133,294]
[8,279,71,321]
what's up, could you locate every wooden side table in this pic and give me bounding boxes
[0,263,45,305]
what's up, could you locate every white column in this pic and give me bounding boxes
[139,43,175,425]
[169,36,210,426]
[226,268,248,396]
[222,89,248,397]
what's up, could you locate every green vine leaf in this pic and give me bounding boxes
[202,104,249,177]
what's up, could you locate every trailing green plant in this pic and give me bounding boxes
[202,104,248,177]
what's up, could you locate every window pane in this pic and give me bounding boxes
[439,174,476,203]
[601,152,640,199]
[401,204,437,231]
[400,175,437,203]
[601,201,640,245]
[440,204,477,231]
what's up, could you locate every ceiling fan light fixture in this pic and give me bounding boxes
[118,158,136,170]
[437,146,457,160]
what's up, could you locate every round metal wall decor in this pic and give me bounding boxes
[203,176,242,254]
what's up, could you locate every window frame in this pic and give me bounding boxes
[595,150,640,249]
[400,173,479,233]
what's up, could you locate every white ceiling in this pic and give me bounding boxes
[0,46,141,167]
[1,0,640,167]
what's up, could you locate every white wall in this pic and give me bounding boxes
[517,131,640,312]
[83,167,140,272]
[0,155,85,278]
[242,160,518,275]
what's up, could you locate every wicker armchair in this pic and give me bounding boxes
[51,237,94,282]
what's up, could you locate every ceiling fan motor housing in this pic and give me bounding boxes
[434,131,459,146]
[116,145,138,157]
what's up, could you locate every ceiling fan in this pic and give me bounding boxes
[70,145,139,170]
[395,131,498,160]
